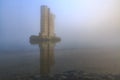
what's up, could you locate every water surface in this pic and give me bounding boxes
[0,37,120,80]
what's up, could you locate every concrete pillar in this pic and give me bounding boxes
[39,5,56,39]
[39,41,55,76]
[40,5,49,38]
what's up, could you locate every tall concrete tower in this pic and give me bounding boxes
[39,5,56,39]
[30,5,60,41]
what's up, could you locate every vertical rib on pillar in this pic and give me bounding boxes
[48,13,56,38]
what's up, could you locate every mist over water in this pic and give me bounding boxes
[0,0,120,79]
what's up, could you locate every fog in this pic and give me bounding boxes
[0,0,120,50]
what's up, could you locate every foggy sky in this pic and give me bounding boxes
[0,0,120,49]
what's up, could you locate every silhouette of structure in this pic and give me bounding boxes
[29,5,61,77]
[30,38,60,77]
[30,5,60,41]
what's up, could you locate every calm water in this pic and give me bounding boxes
[0,37,120,80]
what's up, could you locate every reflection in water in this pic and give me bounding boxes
[39,41,55,76]
[30,38,60,77]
